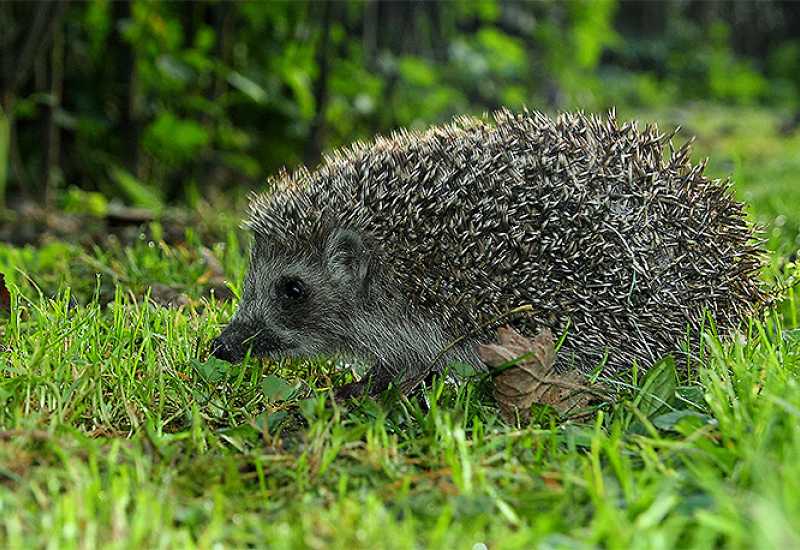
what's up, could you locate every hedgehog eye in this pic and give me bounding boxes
[278,277,306,301]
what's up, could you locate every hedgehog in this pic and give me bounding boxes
[210,109,768,399]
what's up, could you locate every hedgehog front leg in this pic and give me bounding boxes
[333,362,396,400]
[335,314,482,400]
[333,345,472,401]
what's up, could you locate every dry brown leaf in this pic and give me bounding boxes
[478,326,602,423]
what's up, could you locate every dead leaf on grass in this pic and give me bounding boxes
[478,326,606,423]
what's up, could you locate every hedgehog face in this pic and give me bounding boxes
[210,228,375,364]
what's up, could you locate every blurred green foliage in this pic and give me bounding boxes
[1,0,799,206]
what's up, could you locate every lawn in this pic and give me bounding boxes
[1,105,800,549]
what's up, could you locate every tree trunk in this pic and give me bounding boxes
[111,0,140,176]
[304,0,333,166]
[44,12,64,207]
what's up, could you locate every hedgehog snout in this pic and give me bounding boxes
[209,319,282,363]
[209,333,243,363]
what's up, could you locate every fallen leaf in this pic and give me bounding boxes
[175,371,192,382]
[541,471,562,491]
[196,269,215,286]
[478,326,604,423]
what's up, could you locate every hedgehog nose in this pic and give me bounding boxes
[209,336,235,362]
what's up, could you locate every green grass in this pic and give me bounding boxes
[2,104,800,548]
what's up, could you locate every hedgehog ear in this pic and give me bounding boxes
[325,228,369,286]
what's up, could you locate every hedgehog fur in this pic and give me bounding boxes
[211,109,768,397]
